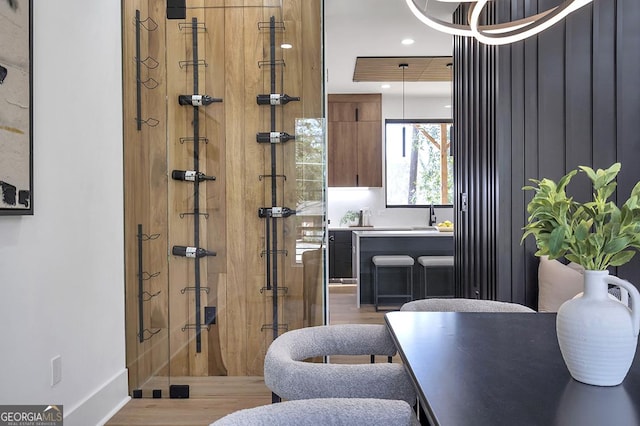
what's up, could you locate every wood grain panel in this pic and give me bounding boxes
[166,5,192,377]
[357,121,382,187]
[300,0,323,119]
[245,2,268,377]
[328,102,357,122]
[188,0,210,377]
[327,94,381,187]
[123,0,146,391]
[282,0,307,334]
[223,3,248,376]
[203,0,228,378]
[123,0,323,386]
[328,122,357,186]
[124,0,176,390]
[353,56,453,82]
[146,0,170,380]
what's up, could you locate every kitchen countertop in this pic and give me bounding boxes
[329,226,447,232]
[329,226,414,231]
[352,229,453,237]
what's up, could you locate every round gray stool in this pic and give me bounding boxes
[417,255,454,298]
[372,255,414,311]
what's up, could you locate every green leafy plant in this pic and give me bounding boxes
[522,163,640,270]
[340,210,361,226]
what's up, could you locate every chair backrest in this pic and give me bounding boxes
[263,324,416,404]
[268,324,397,360]
[210,398,419,426]
[400,298,535,312]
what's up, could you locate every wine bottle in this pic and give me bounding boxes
[171,170,216,182]
[256,132,295,144]
[172,245,216,258]
[258,207,296,218]
[178,94,223,106]
[256,93,300,105]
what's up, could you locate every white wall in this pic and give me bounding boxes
[0,1,128,424]
[327,187,454,228]
[327,93,454,228]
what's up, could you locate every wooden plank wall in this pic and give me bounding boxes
[453,0,640,308]
[122,0,322,391]
[123,0,171,391]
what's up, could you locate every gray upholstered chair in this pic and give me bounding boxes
[210,398,419,426]
[400,298,535,312]
[263,324,416,404]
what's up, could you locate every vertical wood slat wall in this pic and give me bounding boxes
[453,4,497,301]
[122,0,322,391]
[453,0,640,308]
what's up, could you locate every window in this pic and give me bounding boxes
[385,119,453,207]
[294,118,326,264]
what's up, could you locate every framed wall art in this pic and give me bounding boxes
[0,0,32,215]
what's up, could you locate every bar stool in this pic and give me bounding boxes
[371,255,414,311]
[418,255,454,298]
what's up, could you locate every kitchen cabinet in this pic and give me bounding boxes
[328,230,353,279]
[328,94,382,187]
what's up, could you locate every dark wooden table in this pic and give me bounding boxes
[385,311,640,426]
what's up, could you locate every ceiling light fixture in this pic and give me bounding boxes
[281,43,293,49]
[401,38,415,45]
[404,0,594,45]
[400,63,408,157]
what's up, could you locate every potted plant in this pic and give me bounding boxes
[522,162,640,386]
[340,210,361,227]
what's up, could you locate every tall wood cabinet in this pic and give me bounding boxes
[328,94,382,187]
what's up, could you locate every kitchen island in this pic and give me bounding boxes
[328,226,417,280]
[352,230,454,307]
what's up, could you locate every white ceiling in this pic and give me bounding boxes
[324,0,456,98]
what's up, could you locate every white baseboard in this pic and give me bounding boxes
[97,394,131,426]
[63,368,130,426]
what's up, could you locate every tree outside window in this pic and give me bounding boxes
[385,119,453,207]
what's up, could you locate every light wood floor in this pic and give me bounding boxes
[107,284,392,425]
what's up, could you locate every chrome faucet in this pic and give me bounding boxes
[428,204,437,226]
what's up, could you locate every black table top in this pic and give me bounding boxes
[385,311,640,426]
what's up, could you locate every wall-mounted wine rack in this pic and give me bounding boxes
[137,223,161,343]
[172,17,221,353]
[134,10,160,130]
[256,16,301,348]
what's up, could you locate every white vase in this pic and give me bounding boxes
[556,270,640,386]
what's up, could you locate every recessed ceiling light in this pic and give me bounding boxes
[401,38,415,45]
[381,84,391,89]
[444,104,452,108]
[281,43,293,49]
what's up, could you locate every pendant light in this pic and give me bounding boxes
[400,63,408,157]
[405,0,594,45]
